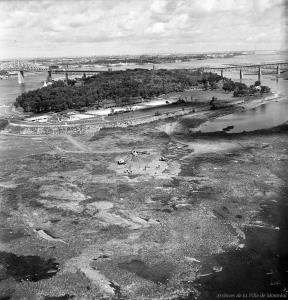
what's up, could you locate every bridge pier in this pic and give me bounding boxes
[65,71,69,82]
[240,68,243,80]
[258,66,262,81]
[277,65,280,75]
[47,70,52,82]
[18,70,25,84]
[221,69,223,78]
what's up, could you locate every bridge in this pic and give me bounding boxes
[0,60,48,84]
[50,61,288,82]
[202,61,288,81]
[7,60,288,84]
[0,60,49,72]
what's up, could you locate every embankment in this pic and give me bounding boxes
[2,107,204,135]
[2,93,278,136]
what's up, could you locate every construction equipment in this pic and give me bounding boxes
[117,148,147,165]
[117,159,126,165]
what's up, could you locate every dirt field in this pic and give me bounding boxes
[0,100,287,299]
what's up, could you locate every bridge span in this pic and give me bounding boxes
[203,61,288,81]
[1,60,48,72]
[10,60,288,84]
[50,61,288,82]
[0,60,48,84]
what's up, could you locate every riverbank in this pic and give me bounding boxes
[1,89,277,136]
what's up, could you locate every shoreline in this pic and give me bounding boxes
[1,90,284,136]
[189,92,286,126]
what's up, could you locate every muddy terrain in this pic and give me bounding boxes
[0,102,287,299]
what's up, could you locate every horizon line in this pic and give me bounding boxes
[1,49,287,61]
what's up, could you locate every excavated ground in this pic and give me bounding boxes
[0,114,287,299]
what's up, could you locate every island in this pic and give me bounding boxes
[15,68,270,114]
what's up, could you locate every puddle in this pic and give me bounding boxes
[192,98,288,134]
[0,251,59,282]
[118,259,174,284]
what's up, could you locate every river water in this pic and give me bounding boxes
[190,55,288,133]
[195,95,288,134]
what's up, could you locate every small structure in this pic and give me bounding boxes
[159,156,168,162]
[118,159,126,165]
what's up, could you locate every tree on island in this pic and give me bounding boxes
[15,68,269,113]
[15,69,222,113]
[222,79,236,92]
[222,79,270,97]
[260,85,270,93]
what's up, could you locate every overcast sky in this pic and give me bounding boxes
[0,0,287,59]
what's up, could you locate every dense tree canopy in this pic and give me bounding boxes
[15,69,223,113]
[0,70,8,76]
[222,78,270,97]
[15,68,270,113]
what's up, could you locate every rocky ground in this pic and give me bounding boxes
[0,100,287,299]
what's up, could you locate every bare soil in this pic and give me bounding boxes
[0,97,287,299]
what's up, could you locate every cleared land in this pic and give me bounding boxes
[0,93,287,299]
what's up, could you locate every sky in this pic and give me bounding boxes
[0,0,287,59]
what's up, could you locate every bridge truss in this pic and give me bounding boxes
[0,60,48,72]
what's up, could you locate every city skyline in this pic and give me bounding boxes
[1,50,284,62]
[0,0,287,60]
